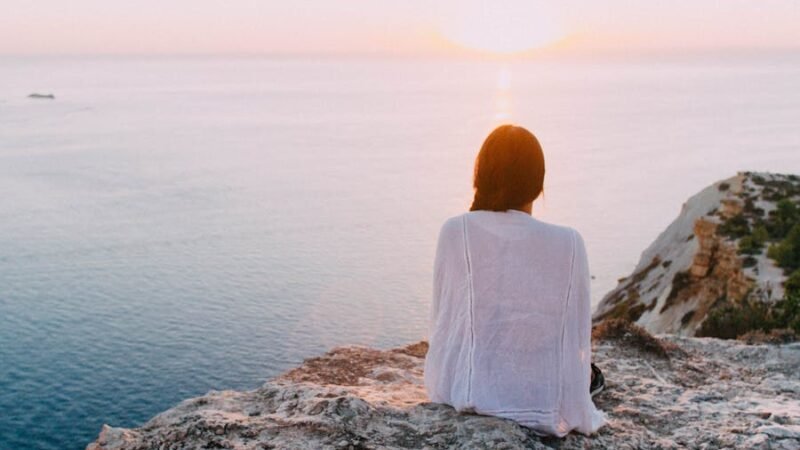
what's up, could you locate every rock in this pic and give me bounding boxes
[593,171,799,336]
[757,425,800,440]
[27,93,55,99]
[87,334,800,450]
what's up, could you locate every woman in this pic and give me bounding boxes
[424,125,606,437]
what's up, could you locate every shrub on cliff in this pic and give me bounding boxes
[767,199,799,238]
[738,225,768,255]
[719,214,750,239]
[773,293,800,333]
[697,298,773,339]
[768,223,800,272]
[786,270,800,297]
[698,293,800,340]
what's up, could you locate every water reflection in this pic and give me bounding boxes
[494,66,513,122]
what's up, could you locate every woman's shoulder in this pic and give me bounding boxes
[441,211,583,244]
[534,219,579,237]
[433,214,467,251]
[524,216,583,245]
[438,213,466,235]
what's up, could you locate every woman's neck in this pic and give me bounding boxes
[513,202,533,215]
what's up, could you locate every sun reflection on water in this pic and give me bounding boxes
[493,66,513,122]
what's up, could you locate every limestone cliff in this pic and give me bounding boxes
[87,325,800,450]
[593,172,798,336]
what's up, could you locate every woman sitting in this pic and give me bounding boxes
[424,124,606,437]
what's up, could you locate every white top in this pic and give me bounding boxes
[424,210,606,436]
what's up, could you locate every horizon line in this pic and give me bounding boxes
[1,45,799,60]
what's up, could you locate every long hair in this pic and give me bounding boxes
[470,125,545,212]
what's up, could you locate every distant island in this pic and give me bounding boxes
[28,93,55,99]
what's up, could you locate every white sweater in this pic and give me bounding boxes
[424,209,606,436]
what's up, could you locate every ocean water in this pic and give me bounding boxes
[1,54,799,449]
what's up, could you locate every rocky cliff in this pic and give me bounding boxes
[87,322,800,450]
[593,172,799,336]
[87,172,800,449]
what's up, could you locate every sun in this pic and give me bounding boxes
[439,0,564,54]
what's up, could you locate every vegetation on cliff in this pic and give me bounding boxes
[697,293,800,339]
[594,172,800,340]
[700,174,800,340]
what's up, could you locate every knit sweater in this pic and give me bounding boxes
[424,209,606,436]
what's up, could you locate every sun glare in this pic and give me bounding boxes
[494,67,513,122]
[440,0,564,54]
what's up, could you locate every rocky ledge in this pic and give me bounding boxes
[88,322,800,450]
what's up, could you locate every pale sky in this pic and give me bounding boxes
[1,0,799,56]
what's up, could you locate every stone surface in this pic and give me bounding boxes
[87,334,800,450]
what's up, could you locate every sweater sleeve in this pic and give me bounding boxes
[558,229,606,435]
[427,221,447,341]
[427,217,460,341]
[573,230,592,373]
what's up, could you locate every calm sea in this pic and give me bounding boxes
[1,54,799,449]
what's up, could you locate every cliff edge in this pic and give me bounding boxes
[87,172,800,449]
[88,324,800,450]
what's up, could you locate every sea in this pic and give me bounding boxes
[1,53,799,449]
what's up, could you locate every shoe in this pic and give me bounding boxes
[590,363,605,398]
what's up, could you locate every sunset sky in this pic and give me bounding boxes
[2,0,799,56]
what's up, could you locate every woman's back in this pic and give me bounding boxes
[424,209,605,436]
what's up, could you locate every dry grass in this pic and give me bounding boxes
[280,344,423,386]
[394,341,429,358]
[737,328,798,345]
[592,318,684,359]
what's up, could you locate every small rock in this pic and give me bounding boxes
[756,425,800,440]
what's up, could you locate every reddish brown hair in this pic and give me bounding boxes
[470,125,545,212]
